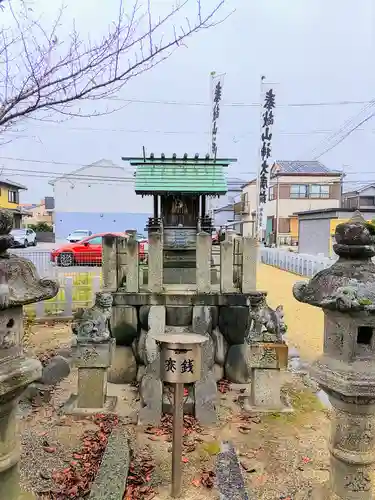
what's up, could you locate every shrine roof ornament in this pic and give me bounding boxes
[293,211,375,312]
[122,153,237,195]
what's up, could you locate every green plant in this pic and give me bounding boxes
[363,218,375,236]
[29,222,53,232]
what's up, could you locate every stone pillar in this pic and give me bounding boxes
[0,209,59,500]
[241,237,258,292]
[196,232,212,293]
[138,305,166,425]
[102,235,118,291]
[148,231,163,292]
[220,240,235,292]
[126,236,139,293]
[293,211,375,499]
[65,339,117,414]
[116,236,127,288]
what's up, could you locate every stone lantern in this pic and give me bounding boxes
[0,210,59,499]
[293,211,375,499]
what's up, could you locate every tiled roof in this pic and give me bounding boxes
[134,163,228,194]
[273,161,340,175]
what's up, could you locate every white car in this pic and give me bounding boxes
[10,228,37,248]
[66,229,92,243]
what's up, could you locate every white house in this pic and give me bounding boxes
[50,159,152,239]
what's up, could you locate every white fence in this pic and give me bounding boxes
[260,247,334,277]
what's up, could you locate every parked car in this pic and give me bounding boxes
[212,230,219,245]
[10,228,37,248]
[66,229,92,243]
[51,232,147,267]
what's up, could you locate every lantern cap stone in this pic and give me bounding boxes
[151,333,208,345]
[0,208,59,308]
[293,210,375,312]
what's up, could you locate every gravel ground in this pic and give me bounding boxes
[19,372,97,496]
[257,263,323,362]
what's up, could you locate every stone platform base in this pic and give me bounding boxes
[62,394,117,416]
[239,393,294,415]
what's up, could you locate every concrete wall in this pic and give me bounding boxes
[54,212,149,238]
[298,218,331,256]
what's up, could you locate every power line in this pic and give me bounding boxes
[313,110,375,160]
[104,97,374,108]
[309,100,375,158]
[0,165,136,182]
[12,123,375,136]
[0,156,135,171]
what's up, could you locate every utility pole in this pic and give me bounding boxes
[275,176,280,247]
[340,165,347,208]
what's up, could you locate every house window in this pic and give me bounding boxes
[290,184,308,198]
[8,190,19,204]
[309,184,330,199]
[268,186,275,201]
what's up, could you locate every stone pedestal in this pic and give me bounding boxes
[0,357,42,500]
[242,342,291,413]
[64,339,117,415]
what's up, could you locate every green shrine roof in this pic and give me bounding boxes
[122,154,237,195]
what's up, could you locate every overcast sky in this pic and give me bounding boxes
[1,0,374,203]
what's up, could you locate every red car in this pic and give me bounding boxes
[51,232,147,267]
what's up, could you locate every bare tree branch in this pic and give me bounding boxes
[0,0,231,132]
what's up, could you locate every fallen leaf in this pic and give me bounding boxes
[43,446,56,454]
[239,426,251,434]
[201,470,216,488]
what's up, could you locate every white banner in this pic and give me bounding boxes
[210,72,225,159]
[257,84,276,237]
